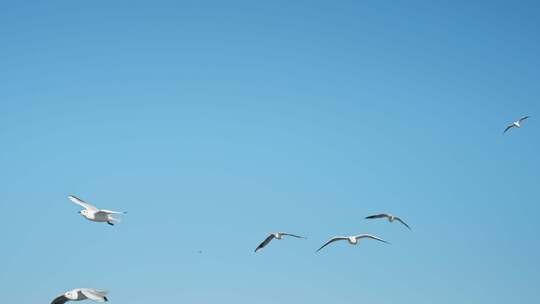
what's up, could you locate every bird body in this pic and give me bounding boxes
[79,210,110,222]
[273,232,286,239]
[69,195,126,226]
[51,288,108,304]
[316,234,389,252]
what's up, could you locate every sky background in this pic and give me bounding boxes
[1,1,539,303]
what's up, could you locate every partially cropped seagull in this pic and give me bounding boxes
[254,232,306,252]
[365,213,411,230]
[51,288,108,304]
[316,234,389,252]
[504,116,530,134]
[69,195,126,226]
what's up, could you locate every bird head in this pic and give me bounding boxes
[79,210,88,216]
[64,291,77,300]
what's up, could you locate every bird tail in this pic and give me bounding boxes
[107,216,121,225]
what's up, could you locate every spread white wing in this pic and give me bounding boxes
[316,237,348,252]
[80,289,108,302]
[503,124,515,133]
[68,195,98,211]
[519,116,530,123]
[395,217,411,230]
[280,233,306,239]
[365,213,390,220]
[98,209,126,215]
[355,234,390,244]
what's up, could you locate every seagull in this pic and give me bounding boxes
[365,213,411,230]
[504,116,530,134]
[68,195,126,226]
[316,234,389,252]
[51,288,108,304]
[254,232,306,252]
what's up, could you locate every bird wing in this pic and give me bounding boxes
[98,209,126,215]
[68,195,98,211]
[80,289,107,302]
[254,234,275,252]
[355,234,390,244]
[316,237,347,252]
[281,233,306,239]
[395,217,411,230]
[503,124,515,134]
[365,214,389,220]
[519,116,530,123]
[51,295,70,304]
[84,289,108,296]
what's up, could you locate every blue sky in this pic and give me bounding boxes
[1,1,539,303]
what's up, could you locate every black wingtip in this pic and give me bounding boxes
[104,296,108,302]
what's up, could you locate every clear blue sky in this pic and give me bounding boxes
[1,1,539,303]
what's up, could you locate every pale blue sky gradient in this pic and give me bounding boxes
[1,1,539,303]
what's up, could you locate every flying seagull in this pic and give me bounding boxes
[365,213,411,230]
[316,234,389,252]
[504,116,530,134]
[254,232,306,252]
[51,288,108,304]
[69,195,126,226]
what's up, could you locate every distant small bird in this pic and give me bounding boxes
[51,288,108,304]
[316,234,389,252]
[69,195,126,226]
[504,116,530,134]
[254,232,306,252]
[365,213,411,230]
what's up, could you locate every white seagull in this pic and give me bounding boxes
[51,288,109,304]
[365,213,411,230]
[254,232,306,252]
[504,116,530,134]
[316,234,389,252]
[69,195,126,226]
